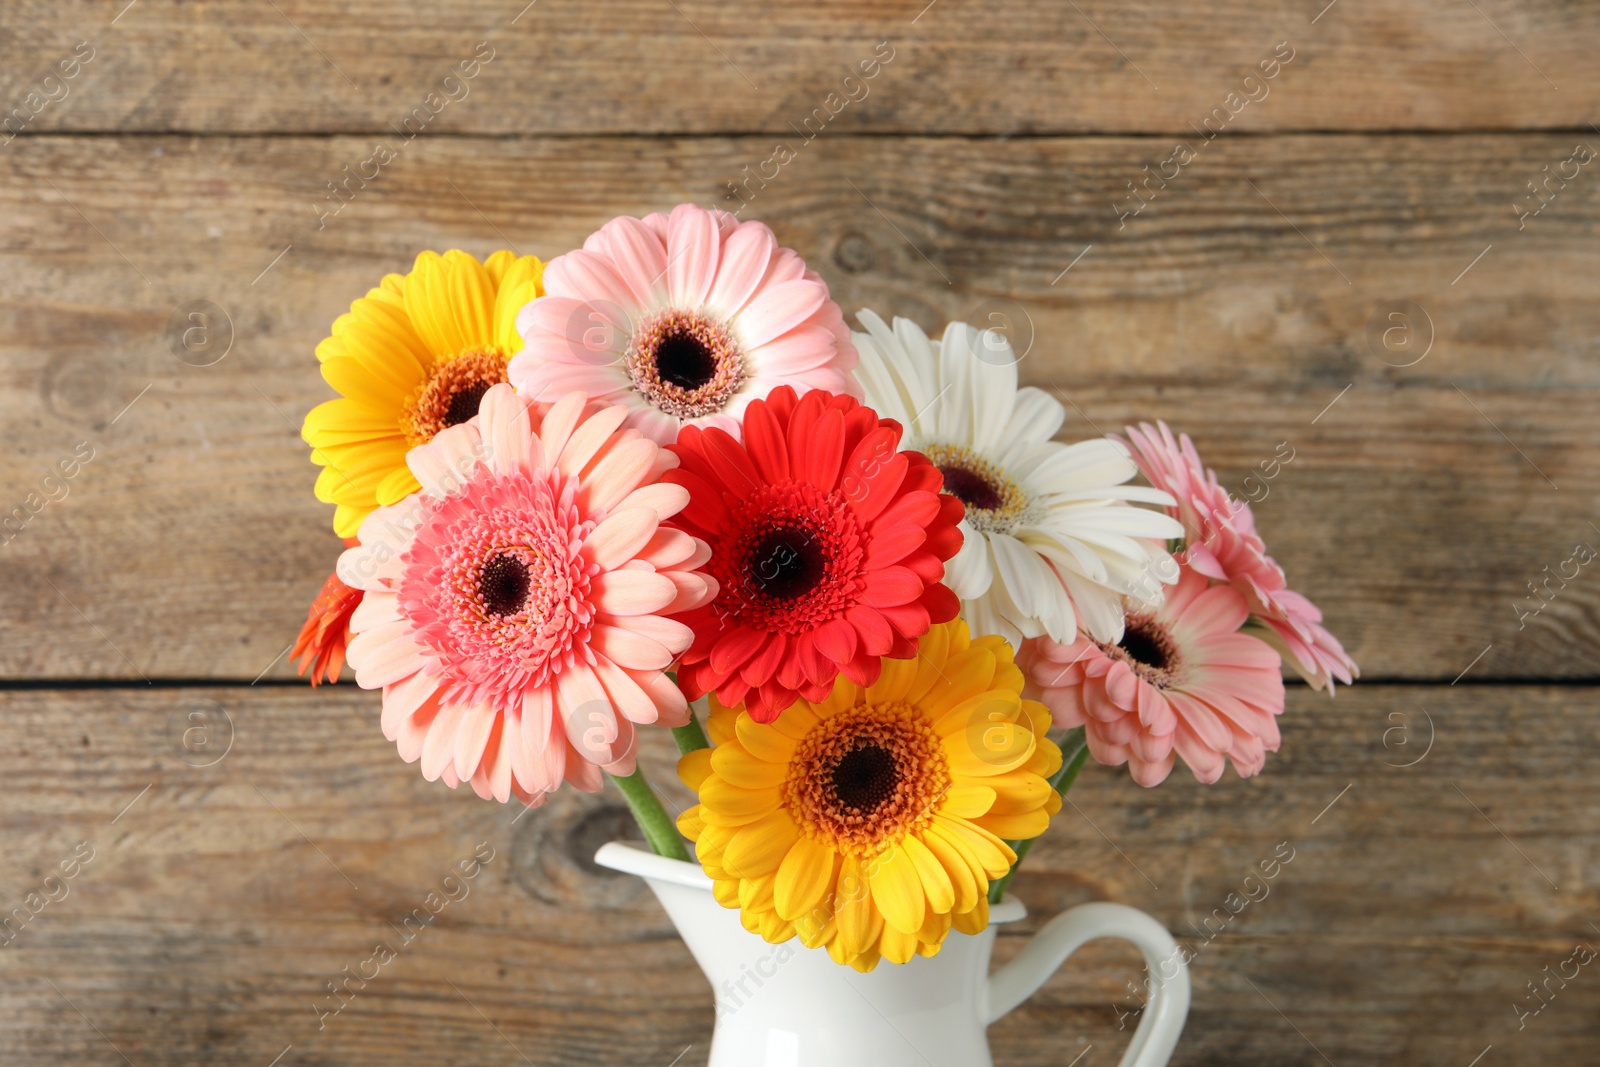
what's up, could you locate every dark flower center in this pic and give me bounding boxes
[478,554,532,616]
[746,526,824,600]
[1119,625,1169,671]
[625,308,746,419]
[1105,614,1183,687]
[832,744,899,813]
[937,464,1005,511]
[444,381,492,428]
[654,330,718,391]
[400,348,509,446]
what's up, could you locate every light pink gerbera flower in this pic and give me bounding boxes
[1021,567,1286,786]
[509,203,858,444]
[337,384,717,806]
[1120,421,1358,695]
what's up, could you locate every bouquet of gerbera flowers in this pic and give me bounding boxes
[293,205,1357,973]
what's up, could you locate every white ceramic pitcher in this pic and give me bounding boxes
[596,842,1189,1067]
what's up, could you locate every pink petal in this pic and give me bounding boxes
[586,507,661,569]
[667,203,721,309]
[591,623,674,670]
[453,703,497,781]
[577,437,658,515]
[592,570,679,615]
[421,700,468,782]
[706,222,776,319]
[734,278,828,350]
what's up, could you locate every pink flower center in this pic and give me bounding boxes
[398,470,597,710]
[625,308,745,419]
[712,481,866,635]
[1102,614,1184,688]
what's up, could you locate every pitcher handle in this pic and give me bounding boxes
[985,902,1189,1067]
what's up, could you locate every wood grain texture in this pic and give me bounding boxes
[1,683,1595,1067]
[1,0,1597,135]
[1,133,1596,681]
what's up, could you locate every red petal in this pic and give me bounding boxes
[863,523,926,568]
[716,676,752,707]
[921,582,961,623]
[742,399,790,485]
[803,406,846,489]
[862,566,922,607]
[662,469,727,535]
[924,522,965,562]
[676,663,711,700]
[876,489,941,529]
[841,649,881,686]
[776,636,808,690]
[709,625,768,675]
[700,426,763,501]
[902,550,945,584]
[846,604,894,656]
[740,631,787,687]
[901,453,943,494]
[798,637,836,685]
[879,600,932,638]
[812,617,859,664]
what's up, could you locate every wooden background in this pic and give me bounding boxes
[2,2,1598,1064]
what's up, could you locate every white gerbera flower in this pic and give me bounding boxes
[850,309,1183,645]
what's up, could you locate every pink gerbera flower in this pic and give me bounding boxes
[1120,421,1358,694]
[1021,566,1286,786]
[337,384,717,806]
[509,203,858,445]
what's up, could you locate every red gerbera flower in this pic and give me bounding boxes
[665,386,964,722]
[293,567,363,685]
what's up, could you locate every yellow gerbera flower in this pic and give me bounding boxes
[302,249,544,536]
[676,618,1063,972]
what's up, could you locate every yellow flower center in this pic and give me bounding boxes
[400,347,510,446]
[783,703,950,855]
[923,443,1028,533]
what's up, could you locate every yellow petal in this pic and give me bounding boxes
[774,834,837,922]
[333,503,367,539]
[940,784,997,818]
[710,743,787,789]
[975,808,1053,840]
[879,923,920,965]
[735,714,798,763]
[375,465,423,506]
[865,653,918,704]
[767,700,820,740]
[918,647,996,714]
[696,776,781,826]
[322,355,406,410]
[952,895,990,935]
[986,769,1055,814]
[866,843,927,935]
[918,822,978,912]
[675,805,705,842]
[906,621,951,702]
[932,815,1016,879]
[722,808,799,878]
[833,855,883,958]
[677,747,714,791]
[901,834,955,915]
[445,249,497,349]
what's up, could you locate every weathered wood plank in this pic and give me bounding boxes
[0,683,1593,1065]
[2,134,1595,680]
[2,0,1597,136]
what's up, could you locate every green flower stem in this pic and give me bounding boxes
[608,767,690,862]
[987,727,1089,904]
[671,716,711,756]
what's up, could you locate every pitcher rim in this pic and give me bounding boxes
[595,841,1029,924]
